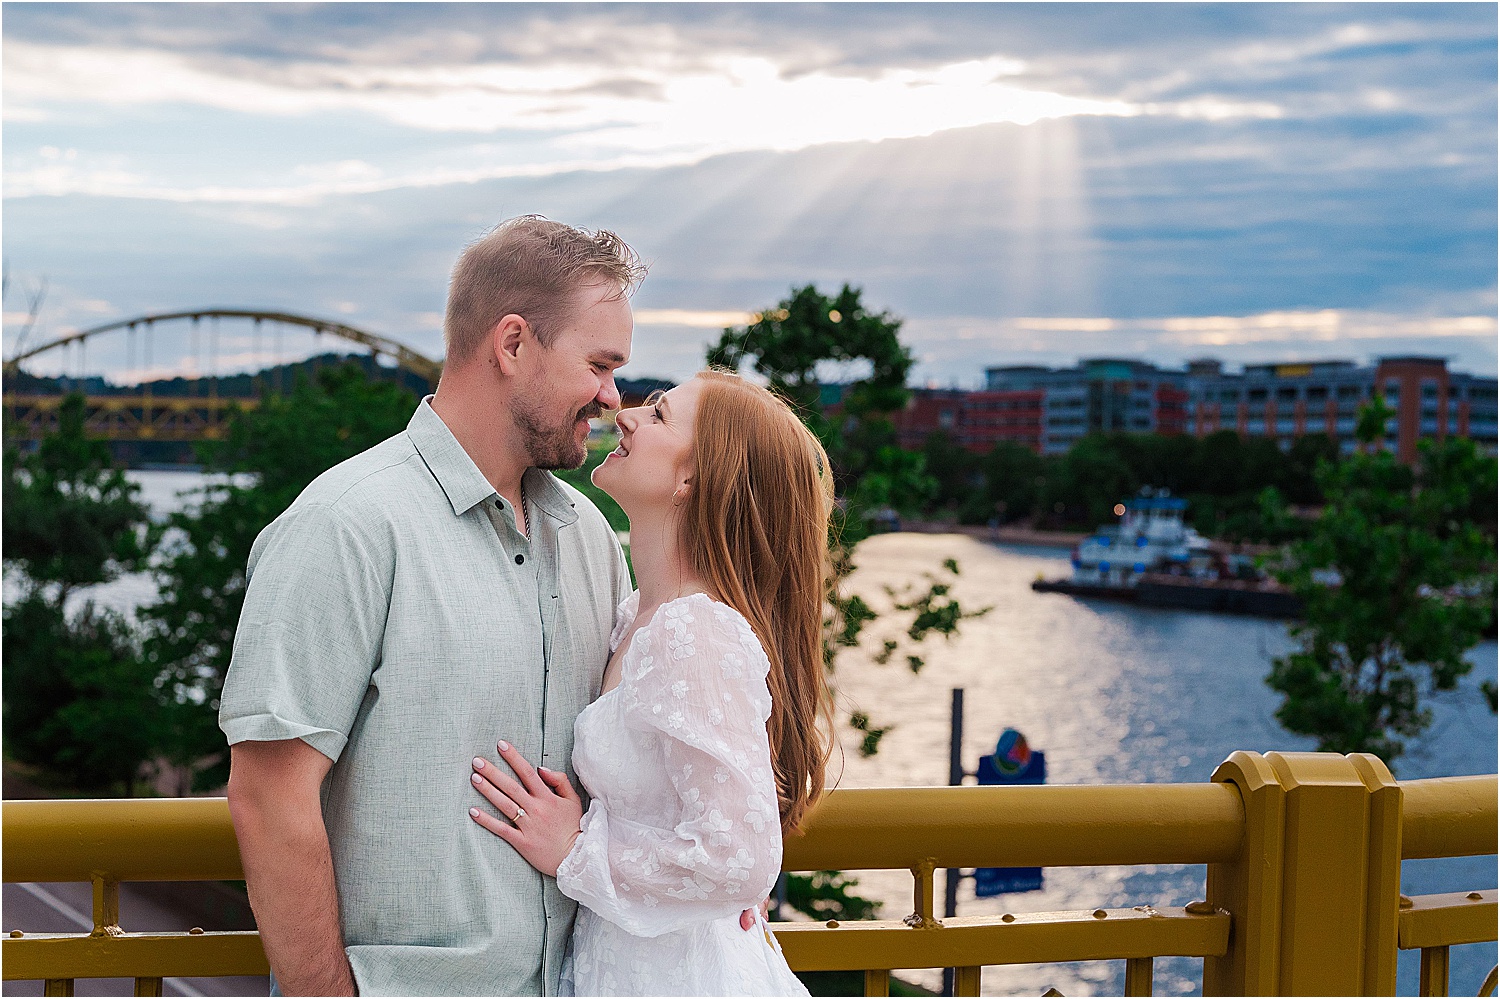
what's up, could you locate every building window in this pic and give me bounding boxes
[1248,388,1268,402]
[939,410,954,429]
[1338,385,1363,399]
[1306,386,1328,401]
[1276,387,1298,400]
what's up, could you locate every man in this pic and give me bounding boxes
[221,216,642,996]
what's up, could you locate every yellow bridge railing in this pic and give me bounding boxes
[4,751,1495,996]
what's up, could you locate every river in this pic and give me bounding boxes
[30,470,1500,996]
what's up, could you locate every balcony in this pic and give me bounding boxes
[4,751,1495,997]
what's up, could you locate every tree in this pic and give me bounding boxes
[143,364,420,788]
[707,284,930,542]
[708,286,990,927]
[2,393,165,793]
[3,595,164,793]
[1266,399,1497,764]
[3,395,153,599]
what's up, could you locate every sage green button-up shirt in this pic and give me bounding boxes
[219,399,632,997]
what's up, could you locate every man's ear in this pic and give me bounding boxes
[490,314,529,376]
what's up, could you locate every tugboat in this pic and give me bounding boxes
[1032,487,1302,618]
[1068,488,1213,587]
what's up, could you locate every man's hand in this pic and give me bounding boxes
[469,741,585,877]
[228,739,356,996]
[740,899,772,931]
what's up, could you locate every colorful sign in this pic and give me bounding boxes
[975,728,1046,897]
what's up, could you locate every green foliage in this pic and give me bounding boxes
[847,710,893,758]
[784,870,881,921]
[923,426,1340,543]
[826,593,877,665]
[707,284,933,541]
[2,594,167,794]
[3,394,153,597]
[1266,399,1497,764]
[887,574,992,647]
[554,437,630,534]
[706,284,913,429]
[2,393,163,793]
[143,364,419,787]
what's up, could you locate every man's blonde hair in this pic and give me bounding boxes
[443,215,646,364]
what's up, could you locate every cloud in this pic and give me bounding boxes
[634,308,755,328]
[2,4,1491,387]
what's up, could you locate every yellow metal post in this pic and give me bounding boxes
[1419,945,1450,996]
[1124,956,1153,996]
[953,965,982,996]
[907,859,940,928]
[1351,753,1402,995]
[1204,751,1285,995]
[134,977,164,996]
[863,969,889,996]
[91,875,121,937]
[1267,752,1371,995]
[43,981,74,996]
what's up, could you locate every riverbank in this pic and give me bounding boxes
[900,519,1086,548]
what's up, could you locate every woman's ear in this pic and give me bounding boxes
[673,476,694,506]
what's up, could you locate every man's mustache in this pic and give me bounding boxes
[576,403,604,422]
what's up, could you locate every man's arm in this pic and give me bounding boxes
[227,739,355,997]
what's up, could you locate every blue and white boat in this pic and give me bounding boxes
[1069,488,1214,587]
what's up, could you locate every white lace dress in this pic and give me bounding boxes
[554,592,810,997]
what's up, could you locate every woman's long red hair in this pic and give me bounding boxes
[681,370,836,833]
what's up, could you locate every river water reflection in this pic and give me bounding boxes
[835,532,1496,996]
[45,472,1499,996]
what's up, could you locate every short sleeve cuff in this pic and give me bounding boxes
[220,711,348,762]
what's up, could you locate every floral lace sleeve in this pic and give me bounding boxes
[554,595,783,937]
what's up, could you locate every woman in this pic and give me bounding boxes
[467,369,835,996]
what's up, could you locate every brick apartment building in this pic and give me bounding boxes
[890,356,1498,461]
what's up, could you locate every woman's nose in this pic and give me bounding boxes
[615,406,642,432]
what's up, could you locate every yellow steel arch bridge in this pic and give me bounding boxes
[3,309,442,444]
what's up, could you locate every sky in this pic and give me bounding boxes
[3,2,1496,386]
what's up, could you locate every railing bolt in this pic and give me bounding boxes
[1467,892,1484,901]
[9,930,22,937]
[1001,913,1015,923]
[1399,895,1415,909]
[825,920,839,929]
[1092,909,1108,919]
[1184,899,1216,914]
[189,927,205,935]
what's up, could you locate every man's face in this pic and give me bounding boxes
[512,281,632,470]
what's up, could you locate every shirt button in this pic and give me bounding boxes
[515,554,525,565]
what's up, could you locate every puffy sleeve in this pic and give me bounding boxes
[555,596,783,937]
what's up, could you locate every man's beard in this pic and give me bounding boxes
[514,399,603,470]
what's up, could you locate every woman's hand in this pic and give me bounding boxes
[469,740,584,877]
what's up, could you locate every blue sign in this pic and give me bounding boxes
[974,729,1045,897]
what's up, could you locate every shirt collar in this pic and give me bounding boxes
[408,398,579,526]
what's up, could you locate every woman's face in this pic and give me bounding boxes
[591,377,704,518]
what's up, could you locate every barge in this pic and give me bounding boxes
[1031,488,1302,620]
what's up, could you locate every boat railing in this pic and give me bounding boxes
[4,751,1495,996]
